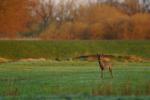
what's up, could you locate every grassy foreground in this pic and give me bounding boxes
[0,61,149,99]
[0,40,149,59]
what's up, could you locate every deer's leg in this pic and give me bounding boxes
[101,70,103,79]
[109,67,113,78]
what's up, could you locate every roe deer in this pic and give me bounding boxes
[97,54,113,78]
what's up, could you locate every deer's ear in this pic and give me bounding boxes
[102,54,104,57]
[101,54,104,58]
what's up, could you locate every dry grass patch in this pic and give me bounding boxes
[19,58,47,62]
[0,57,10,63]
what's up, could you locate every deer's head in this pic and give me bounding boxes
[97,54,104,60]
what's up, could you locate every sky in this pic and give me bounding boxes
[44,0,98,4]
[43,0,125,4]
[43,0,150,5]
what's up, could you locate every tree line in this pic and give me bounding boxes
[0,0,150,39]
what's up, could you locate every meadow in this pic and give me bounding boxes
[0,40,149,99]
[0,61,149,99]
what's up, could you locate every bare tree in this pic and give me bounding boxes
[123,0,140,15]
[55,0,78,25]
[30,0,54,29]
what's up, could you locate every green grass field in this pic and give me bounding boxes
[0,61,149,99]
[0,40,149,59]
[0,40,149,99]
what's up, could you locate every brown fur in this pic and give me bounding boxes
[97,54,113,78]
